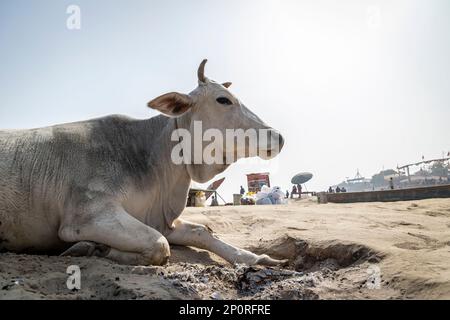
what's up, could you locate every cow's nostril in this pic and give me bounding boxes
[278,134,285,150]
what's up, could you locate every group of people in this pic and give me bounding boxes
[327,186,347,193]
[287,184,303,199]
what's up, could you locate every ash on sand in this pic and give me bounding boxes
[0,236,380,300]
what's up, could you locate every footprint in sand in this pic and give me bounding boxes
[390,221,425,230]
[394,232,442,250]
[393,242,422,250]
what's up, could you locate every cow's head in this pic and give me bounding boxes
[148,59,284,182]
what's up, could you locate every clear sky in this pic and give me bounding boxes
[1,0,449,201]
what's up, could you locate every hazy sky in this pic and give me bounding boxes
[1,0,449,201]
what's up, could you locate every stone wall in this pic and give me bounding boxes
[317,184,450,204]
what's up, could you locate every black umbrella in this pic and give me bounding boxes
[291,172,313,185]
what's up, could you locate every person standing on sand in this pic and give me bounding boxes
[286,190,290,198]
[240,186,245,195]
[211,195,219,206]
[291,185,297,198]
[297,184,302,199]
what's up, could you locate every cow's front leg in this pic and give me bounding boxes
[58,202,170,266]
[167,219,288,266]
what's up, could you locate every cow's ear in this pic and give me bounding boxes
[147,92,193,117]
[222,82,232,88]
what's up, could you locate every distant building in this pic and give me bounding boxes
[333,157,450,193]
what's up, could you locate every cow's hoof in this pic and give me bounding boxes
[256,254,289,267]
[61,241,110,258]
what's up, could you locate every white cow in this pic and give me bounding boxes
[0,60,286,266]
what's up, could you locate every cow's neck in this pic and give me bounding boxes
[125,113,229,234]
[123,115,191,234]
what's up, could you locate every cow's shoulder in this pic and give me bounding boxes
[48,114,136,141]
[52,114,137,131]
[89,114,137,125]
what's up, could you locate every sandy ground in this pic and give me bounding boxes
[1,197,449,300]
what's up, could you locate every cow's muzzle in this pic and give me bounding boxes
[259,129,284,160]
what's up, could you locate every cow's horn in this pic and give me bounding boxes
[198,59,208,83]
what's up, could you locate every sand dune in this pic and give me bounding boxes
[1,198,449,299]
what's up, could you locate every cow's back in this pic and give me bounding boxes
[0,115,141,252]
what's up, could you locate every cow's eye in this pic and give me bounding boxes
[216,97,233,105]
